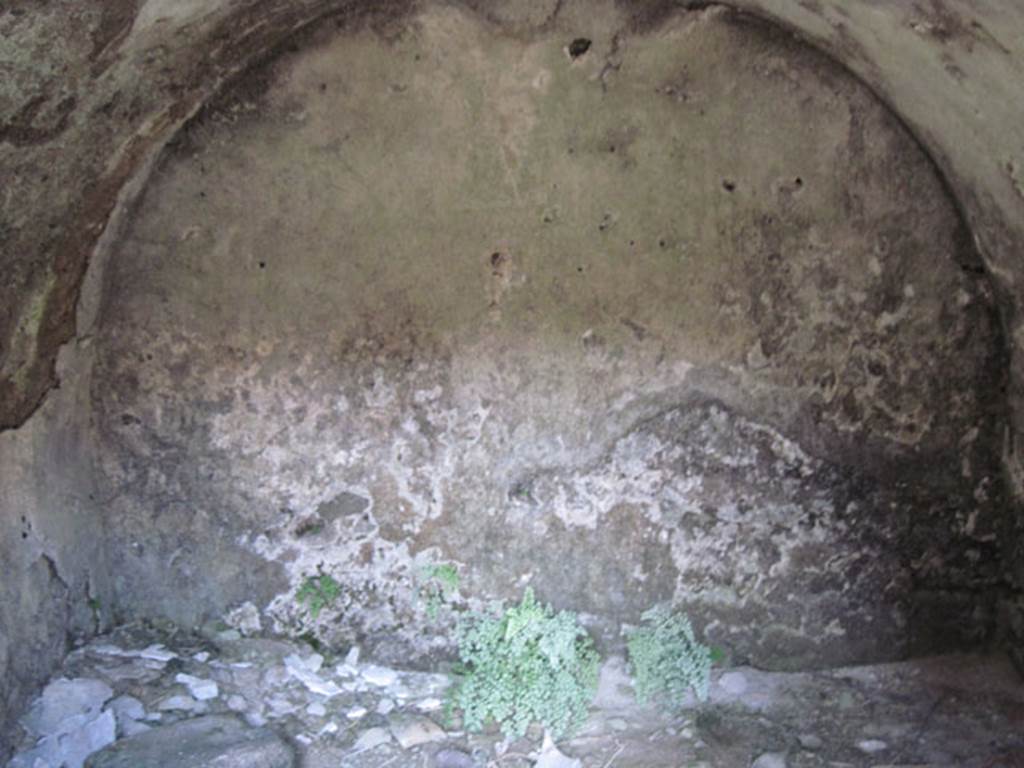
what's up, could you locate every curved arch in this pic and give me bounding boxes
[2,0,1024,756]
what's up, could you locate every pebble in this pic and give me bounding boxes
[346,706,368,719]
[306,702,327,717]
[345,646,361,666]
[751,752,787,768]
[389,714,446,749]
[227,695,248,712]
[377,698,396,715]
[244,711,268,728]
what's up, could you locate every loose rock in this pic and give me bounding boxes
[751,752,787,768]
[174,673,219,701]
[84,715,295,768]
[389,714,447,749]
[21,678,113,738]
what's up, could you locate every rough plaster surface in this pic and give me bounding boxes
[0,340,111,759]
[92,5,1006,671]
[3,0,1024,759]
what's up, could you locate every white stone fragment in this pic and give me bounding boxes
[346,706,368,719]
[319,722,339,735]
[267,696,298,718]
[284,655,342,698]
[227,695,248,712]
[138,644,177,662]
[157,695,201,712]
[416,697,443,712]
[345,646,361,666]
[361,665,398,687]
[90,645,130,657]
[306,702,327,717]
[376,698,396,715]
[174,673,219,700]
[193,651,210,663]
[857,739,888,754]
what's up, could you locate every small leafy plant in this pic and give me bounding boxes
[419,562,461,620]
[448,587,599,739]
[627,605,712,705]
[296,572,340,620]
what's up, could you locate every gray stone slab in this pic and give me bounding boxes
[84,715,294,768]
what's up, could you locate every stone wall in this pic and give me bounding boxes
[91,5,1007,670]
[2,0,1024,760]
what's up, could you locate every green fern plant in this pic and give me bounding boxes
[447,587,599,739]
[296,572,340,620]
[627,605,712,705]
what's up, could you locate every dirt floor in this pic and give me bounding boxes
[6,622,1023,768]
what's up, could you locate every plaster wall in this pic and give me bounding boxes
[92,5,1006,669]
[2,0,1024,759]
